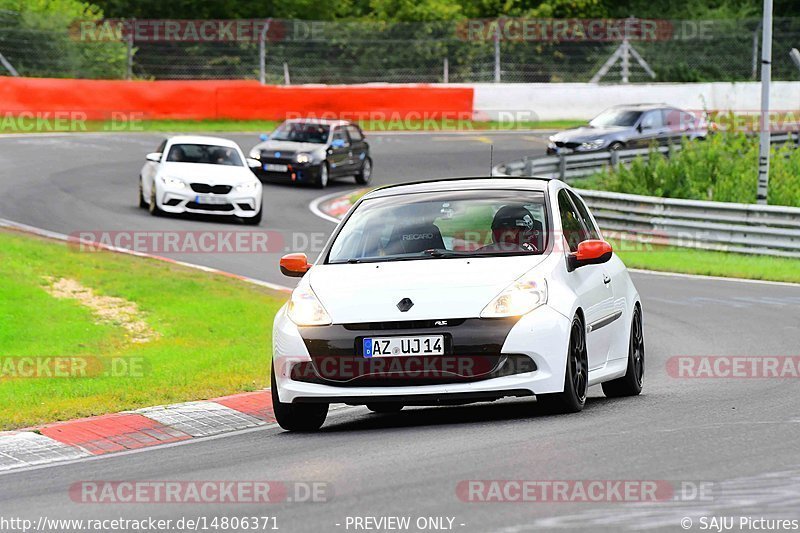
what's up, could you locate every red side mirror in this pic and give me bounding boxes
[577,240,612,262]
[280,253,311,277]
[569,240,613,270]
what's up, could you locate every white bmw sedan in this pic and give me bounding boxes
[272,178,644,431]
[139,135,263,224]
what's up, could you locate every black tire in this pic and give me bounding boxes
[602,305,644,398]
[148,187,161,216]
[242,206,263,226]
[271,364,328,432]
[138,178,147,208]
[366,402,403,413]
[355,157,372,185]
[536,315,588,414]
[315,162,330,188]
[608,141,625,151]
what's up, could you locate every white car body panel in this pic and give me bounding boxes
[140,135,263,219]
[272,178,641,406]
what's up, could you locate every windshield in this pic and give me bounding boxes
[270,122,331,144]
[165,144,243,166]
[589,109,642,128]
[327,190,549,264]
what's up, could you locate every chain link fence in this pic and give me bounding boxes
[1,15,799,83]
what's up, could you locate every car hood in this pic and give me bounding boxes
[253,140,327,153]
[158,163,256,185]
[551,126,630,143]
[308,255,547,323]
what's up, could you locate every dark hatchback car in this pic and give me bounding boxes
[248,119,372,188]
[547,104,708,155]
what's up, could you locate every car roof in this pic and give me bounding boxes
[364,177,558,199]
[167,135,240,148]
[283,118,351,127]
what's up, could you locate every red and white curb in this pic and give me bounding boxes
[0,390,277,472]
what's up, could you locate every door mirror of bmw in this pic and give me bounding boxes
[280,253,312,277]
[146,152,162,163]
[568,240,613,271]
[247,158,261,169]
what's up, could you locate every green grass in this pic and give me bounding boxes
[0,117,584,134]
[571,133,800,207]
[609,239,800,283]
[0,228,287,430]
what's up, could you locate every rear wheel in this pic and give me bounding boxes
[602,306,644,398]
[355,157,372,185]
[536,315,587,413]
[271,364,328,432]
[366,402,403,413]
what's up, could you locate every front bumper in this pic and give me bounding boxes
[157,189,262,218]
[272,305,571,404]
[252,161,322,184]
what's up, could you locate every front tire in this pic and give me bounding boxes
[242,205,263,226]
[138,178,147,208]
[355,157,372,185]
[315,162,329,188]
[148,186,161,216]
[536,315,588,413]
[602,305,644,398]
[271,364,328,432]
[608,141,625,151]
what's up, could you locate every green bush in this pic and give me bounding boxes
[578,133,800,207]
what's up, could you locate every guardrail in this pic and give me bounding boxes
[493,134,800,258]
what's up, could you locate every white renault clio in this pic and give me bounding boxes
[139,135,263,224]
[272,178,644,431]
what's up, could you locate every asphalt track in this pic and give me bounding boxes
[0,131,799,533]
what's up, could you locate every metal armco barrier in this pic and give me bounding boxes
[493,134,800,258]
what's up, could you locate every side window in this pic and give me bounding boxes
[568,191,600,241]
[558,190,587,253]
[640,110,664,130]
[346,125,363,142]
[332,127,349,146]
[156,139,167,154]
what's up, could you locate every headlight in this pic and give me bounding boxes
[160,176,186,189]
[480,276,547,318]
[295,152,311,164]
[579,139,606,150]
[235,181,259,192]
[287,286,331,326]
[248,148,261,159]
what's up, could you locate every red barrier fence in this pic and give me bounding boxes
[0,77,474,121]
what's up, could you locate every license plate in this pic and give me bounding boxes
[194,195,228,205]
[363,335,444,358]
[264,163,288,172]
